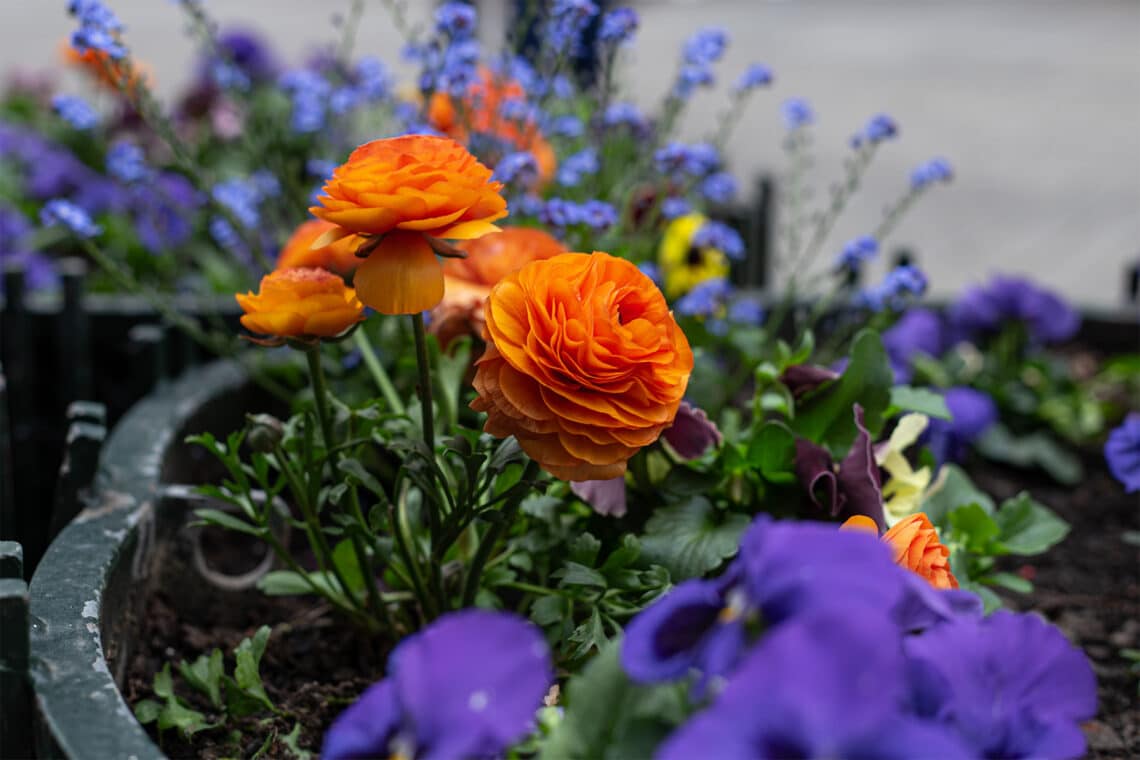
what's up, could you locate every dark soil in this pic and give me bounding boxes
[124,588,386,758]
[970,457,1140,758]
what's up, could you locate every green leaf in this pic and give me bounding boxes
[179,649,224,709]
[993,493,1070,555]
[569,533,602,566]
[133,699,162,725]
[531,595,566,627]
[281,722,313,760]
[790,330,893,454]
[946,503,1001,554]
[974,424,1083,485]
[540,639,685,760]
[192,508,265,538]
[556,562,608,589]
[332,539,366,595]
[748,421,797,483]
[233,626,275,713]
[640,497,750,580]
[566,606,608,660]
[888,385,952,420]
[338,459,386,500]
[224,675,268,718]
[983,571,1034,594]
[922,465,995,526]
[150,664,218,738]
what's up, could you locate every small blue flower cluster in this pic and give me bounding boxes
[40,198,102,238]
[278,69,331,134]
[1,204,57,291]
[860,264,928,311]
[624,516,1097,760]
[545,0,600,57]
[911,157,954,188]
[699,172,738,204]
[834,235,878,272]
[68,0,127,59]
[545,114,583,138]
[654,141,721,177]
[433,2,476,38]
[51,95,99,131]
[598,7,639,46]
[660,197,692,220]
[492,151,539,186]
[676,277,731,318]
[673,27,728,99]
[538,198,618,231]
[692,219,744,259]
[850,112,898,148]
[556,148,600,187]
[600,102,647,134]
[105,140,149,184]
[733,63,773,94]
[781,97,815,130]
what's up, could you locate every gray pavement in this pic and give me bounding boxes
[2,0,1138,309]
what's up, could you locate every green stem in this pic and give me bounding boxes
[461,459,540,607]
[410,313,436,449]
[353,330,405,414]
[391,490,436,622]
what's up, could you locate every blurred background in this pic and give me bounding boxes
[2,0,1138,308]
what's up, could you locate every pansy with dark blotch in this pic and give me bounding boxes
[949,274,1080,345]
[794,404,887,530]
[881,307,945,383]
[657,606,973,760]
[1105,413,1140,493]
[323,610,553,760]
[925,386,998,464]
[905,609,1097,759]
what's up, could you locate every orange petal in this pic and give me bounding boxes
[841,515,880,535]
[354,231,445,315]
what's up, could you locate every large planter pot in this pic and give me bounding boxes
[28,360,262,759]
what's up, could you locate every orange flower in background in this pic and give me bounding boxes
[843,513,959,590]
[471,252,694,481]
[61,42,151,94]
[236,267,364,339]
[310,135,508,314]
[276,219,361,276]
[428,67,557,187]
[431,227,567,348]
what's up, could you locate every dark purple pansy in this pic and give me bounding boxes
[1104,413,1140,493]
[662,401,722,459]
[905,610,1097,760]
[657,606,973,760]
[794,404,886,530]
[925,387,998,464]
[570,476,626,517]
[778,363,838,399]
[882,307,945,383]
[323,610,553,760]
[949,275,1080,345]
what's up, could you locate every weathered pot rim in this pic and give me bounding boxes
[29,360,249,760]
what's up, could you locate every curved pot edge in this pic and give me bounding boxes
[29,360,249,760]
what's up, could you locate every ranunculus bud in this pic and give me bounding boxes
[246,414,285,453]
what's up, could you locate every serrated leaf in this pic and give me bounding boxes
[888,385,952,420]
[922,464,995,526]
[974,424,1083,485]
[639,497,749,580]
[531,595,565,627]
[281,722,313,760]
[179,649,224,709]
[134,699,162,725]
[569,533,602,566]
[566,607,608,660]
[946,503,1001,554]
[993,493,1070,555]
[790,330,893,455]
[233,626,275,713]
[557,562,608,589]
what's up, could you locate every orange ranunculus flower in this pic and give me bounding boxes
[842,513,959,590]
[236,267,364,339]
[310,135,508,315]
[471,252,694,481]
[431,227,567,348]
[276,219,362,276]
[61,41,151,94]
[428,67,557,187]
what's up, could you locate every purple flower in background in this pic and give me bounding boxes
[131,172,201,253]
[1105,413,1140,493]
[925,387,998,464]
[795,405,886,530]
[692,220,744,260]
[835,235,878,272]
[882,307,945,383]
[353,56,390,101]
[699,172,738,204]
[779,364,839,399]
[683,27,728,65]
[862,264,928,311]
[851,112,898,147]
[579,200,617,230]
[40,198,101,238]
[68,0,127,59]
[434,2,477,38]
[216,28,278,84]
[106,140,149,184]
[663,401,722,459]
[733,63,773,94]
[602,101,646,132]
[545,0,599,56]
[673,65,714,99]
[546,114,583,137]
[570,477,626,517]
[911,157,954,188]
[52,95,99,130]
[727,296,764,326]
[654,141,720,177]
[556,148,600,187]
[660,197,691,220]
[279,68,331,133]
[658,607,972,760]
[676,278,731,318]
[949,275,1080,344]
[781,97,814,129]
[539,197,580,227]
[598,7,639,45]
[905,610,1097,759]
[493,151,539,186]
[0,204,58,291]
[323,610,553,760]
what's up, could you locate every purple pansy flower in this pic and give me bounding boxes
[658,607,973,760]
[925,387,998,464]
[882,307,946,383]
[570,477,627,517]
[949,275,1080,345]
[1105,413,1140,493]
[779,364,839,399]
[905,610,1097,759]
[663,401,722,459]
[323,610,553,760]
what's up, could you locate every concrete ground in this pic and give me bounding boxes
[2,0,1138,310]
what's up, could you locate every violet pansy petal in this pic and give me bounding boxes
[794,438,842,517]
[778,363,839,399]
[322,679,401,760]
[570,477,627,517]
[662,401,722,459]
[1105,413,1140,493]
[621,579,724,683]
[835,404,886,530]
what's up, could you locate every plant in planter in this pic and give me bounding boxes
[23,1,1139,759]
